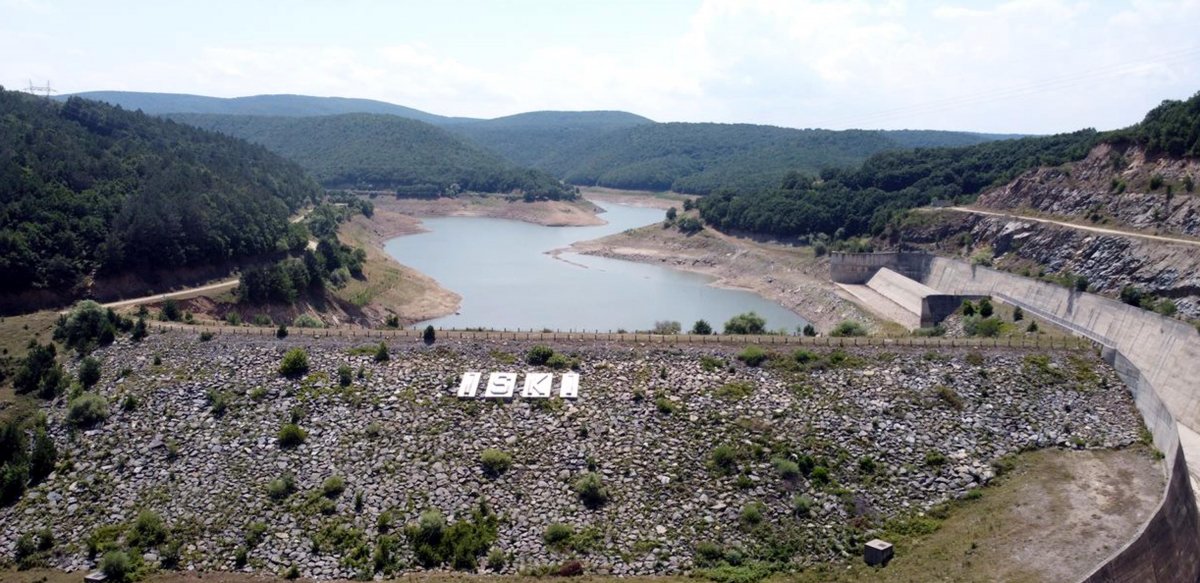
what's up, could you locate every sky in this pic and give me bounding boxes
[3,0,1199,134]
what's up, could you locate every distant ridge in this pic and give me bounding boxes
[59,91,472,124]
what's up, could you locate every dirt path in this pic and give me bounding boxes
[89,278,239,312]
[947,206,1200,247]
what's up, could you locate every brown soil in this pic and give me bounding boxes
[565,213,876,333]
[581,187,695,210]
[375,194,606,227]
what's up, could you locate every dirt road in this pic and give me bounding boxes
[948,206,1200,247]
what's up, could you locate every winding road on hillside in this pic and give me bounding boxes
[946,206,1200,247]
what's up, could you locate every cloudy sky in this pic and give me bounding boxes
[3,0,1199,133]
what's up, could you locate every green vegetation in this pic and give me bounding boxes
[1109,91,1200,157]
[480,448,513,476]
[322,476,347,498]
[724,312,767,335]
[735,346,768,367]
[699,130,1098,240]
[573,472,610,508]
[279,348,310,377]
[716,381,756,399]
[55,301,127,354]
[423,325,436,344]
[829,320,867,337]
[404,502,499,570]
[691,319,713,335]
[171,112,576,198]
[1,415,57,506]
[277,423,307,448]
[374,342,390,363]
[13,341,66,399]
[527,345,555,365]
[0,89,320,298]
[66,393,108,427]
[267,473,297,500]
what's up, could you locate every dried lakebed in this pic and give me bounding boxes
[1,333,1147,579]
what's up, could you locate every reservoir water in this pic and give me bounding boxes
[383,201,808,332]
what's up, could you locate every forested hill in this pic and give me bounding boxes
[697,91,1200,241]
[0,89,322,297]
[525,123,1011,195]
[169,113,576,198]
[445,110,654,168]
[62,91,469,124]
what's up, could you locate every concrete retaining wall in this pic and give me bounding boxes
[829,251,930,284]
[918,257,1200,582]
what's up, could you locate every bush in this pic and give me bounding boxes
[487,548,507,571]
[161,299,181,322]
[29,427,57,483]
[802,324,816,337]
[978,298,994,318]
[1074,276,1089,292]
[543,523,573,547]
[225,312,242,326]
[654,395,677,414]
[830,320,867,337]
[128,510,167,548]
[709,445,739,474]
[735,346,768,367]
[653,320,681,334]
[546,353,573,370]
[724,312,766,335]
[792,495,815,518]
[279,348,309,377]
[1120,285,1144,307]
[739,502,764,526]
[337,364,353,387]
[78,356,102,389]
[13,342,66,399]
[374,342,390,362]
[527,345,554,365]
[322,476,346,498]
[810,466,831,485]
[277,423,307,448]
[130,317,147,342]
[293,314,323,328]
[691,319,713,335]
[1012,306,1024,321]
[206,390,230,417]
[772,457,800,480]
[480,449,513,476]
[55,300,118,354]
[268,474,297,500]
[100,550,132,582]
[423,325,436,344]
[934,385,964,410]
[961,300,976,317]
[66,393,108,427]
[925,451,947,466]
[1027,320,1040,333]
[573,472,609,508]
[276,324,289,339]
[198,331,214,342]
[964,316,1002,337]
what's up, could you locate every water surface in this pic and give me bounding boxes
[384,202,807,331]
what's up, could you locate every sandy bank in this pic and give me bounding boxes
[567,220,880,333]
[580,186,696,210]
[374,194,606,226]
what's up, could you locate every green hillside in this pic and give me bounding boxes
[534,123,904,194]
[446,110,653,167]
[169,113,575,198]
[0,89,322,296]
[62,91,469,123]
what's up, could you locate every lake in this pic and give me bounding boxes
[383,201,808,332]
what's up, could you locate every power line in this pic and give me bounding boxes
[24,79,57,98]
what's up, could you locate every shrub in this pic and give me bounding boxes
[338,364,353,387]
[716,381,754,399]
[276,324,289,339]
[487,548,507,571]
[277,423,307,448]
[293,314,323,328]
[573,472,609,508]
[423,325,436,344]
[374,342,390,362]
[480,449,513,476]
[100,550,132,582]
[961,300,976,317]
[1120,285,1144,306]
[1027,320,1040,333]
[1074,276,1089,292]
[267,473,296,500]
[925,451,947,466]
[695,541,724,567]
[792,495,815,518]
[965,351,985,366]
[802,324,816,337]
[55,300,118,354]
[772,457,800,480]
[198,331,214,342]
[739,502,764,526]
[161,299,181,322]
[128,510,167,548]
[283,564,300,579]
[206,390,230,417]
[527,345,554,365]
[385,314,401,328]
[543,523,573,547]
[735,346,768,367]
[224,312,242,326]
[13,342,66,399]
[964,316,1002,337]
[1012,306,1024,321]
[245,522,268,547]
[654,395,677,415]
[934,385,964,410]
[699,355,724,371]
[279,348,309,377]
[130,317,147,342]
[546,353,572,370]
[810,466,831,486]
[858,456,878,474]
[322,476,346,498]
[78,356,102,389]
[691,319,713,335]
[709,445,739,475]
[724,312,766,335]
[1150,174,1164,190]
[653,320,682,334]
[29,427,57,482]
[67,393,108,427]
[978,298,994,318]
[830,320,867,337]
[1156,299,1178,317]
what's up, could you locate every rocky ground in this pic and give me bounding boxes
[0,333,1146,580]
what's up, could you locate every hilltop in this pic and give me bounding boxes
[0,89,321,305]
[168,113,575,198]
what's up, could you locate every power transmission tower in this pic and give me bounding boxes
[25,79,57,98]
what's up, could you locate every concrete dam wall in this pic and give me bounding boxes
[920,256,1200,583]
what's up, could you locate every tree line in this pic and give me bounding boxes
[0,89,323,297]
